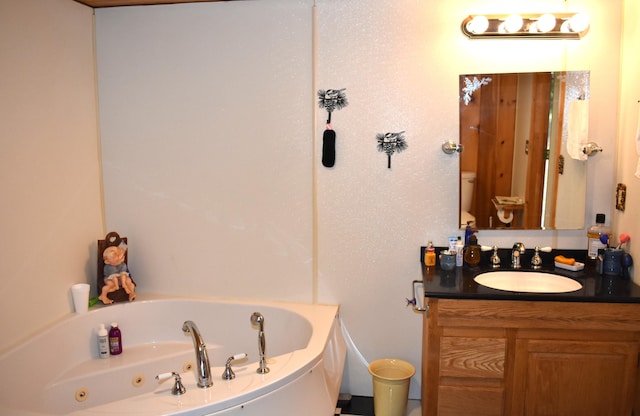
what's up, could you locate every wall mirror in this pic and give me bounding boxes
[459,70,589,230]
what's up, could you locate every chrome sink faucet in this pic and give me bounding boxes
[182,320,213,388]
[512,243,526,268]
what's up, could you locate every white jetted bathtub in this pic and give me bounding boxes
[0,295,346,415]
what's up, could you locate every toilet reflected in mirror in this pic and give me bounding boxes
[460,171,476,227]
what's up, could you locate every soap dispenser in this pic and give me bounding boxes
[464,234,481,266]
[464,221,473,245]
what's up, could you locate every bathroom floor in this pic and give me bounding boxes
[335,396,421,416]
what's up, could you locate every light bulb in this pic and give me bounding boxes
[534,13,557,33]
[500,14,523,34]
[568,13,590,33]
[466,15,489,35]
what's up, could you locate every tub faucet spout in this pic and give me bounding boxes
[182,320,213,388]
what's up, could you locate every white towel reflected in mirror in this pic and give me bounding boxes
[566,99,589,161]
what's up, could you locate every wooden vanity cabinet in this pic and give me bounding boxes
[422,298,640,416]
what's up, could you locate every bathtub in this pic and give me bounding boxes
[0,295,346,416]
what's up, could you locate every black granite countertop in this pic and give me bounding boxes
[420,247,640,303]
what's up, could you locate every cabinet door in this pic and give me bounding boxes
[512,339,639,415]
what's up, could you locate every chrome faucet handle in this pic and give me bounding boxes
[531,246,552,269]
[489,246,501,268]
[531,247,542,269]
[222,353,248,380]
[156,372,186,395]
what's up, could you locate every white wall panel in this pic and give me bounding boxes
[0,0,103,352]
[96,0,314,302]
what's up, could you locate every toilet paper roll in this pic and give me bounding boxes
[496,208,514,224]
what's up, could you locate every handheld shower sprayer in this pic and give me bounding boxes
[251,312,270,374]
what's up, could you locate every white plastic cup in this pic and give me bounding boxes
[71,283,90,314]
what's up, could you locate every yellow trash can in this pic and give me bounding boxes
[368,358,415,416]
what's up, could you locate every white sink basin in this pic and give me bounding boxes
[474,271,582,293]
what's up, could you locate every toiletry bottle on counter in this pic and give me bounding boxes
[587,213,611,259]
[98,323,109,359]
[424,241,436,267]
[109,322,122,355]
[464,234,481,266]
[448,236,458,253]
[464,221,473,245]
[455,236,464,267]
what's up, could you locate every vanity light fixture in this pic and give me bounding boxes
[461,12,590,39]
